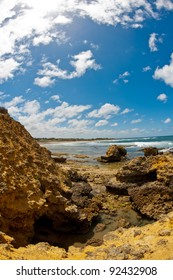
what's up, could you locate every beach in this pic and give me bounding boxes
[39,135,173,165]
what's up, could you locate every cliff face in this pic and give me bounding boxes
[0,109,98,247]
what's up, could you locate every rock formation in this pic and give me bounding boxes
[97,145,127,163]
[106,154,173,219]
[0,109,99,247]
[141,147,159,157]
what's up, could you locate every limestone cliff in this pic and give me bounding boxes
[0,108,98,247]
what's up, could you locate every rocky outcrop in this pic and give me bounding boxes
[106,154,173,219]
[0,109,99,247]
[97,145,127,163]
[141,147,159,157]
[1,211,173,260]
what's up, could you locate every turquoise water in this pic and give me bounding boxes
[41,135,173,163]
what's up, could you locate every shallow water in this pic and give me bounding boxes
[40,135,173,165]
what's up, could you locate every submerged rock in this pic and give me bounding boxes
[0,108,99,247]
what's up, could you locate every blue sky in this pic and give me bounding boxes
[0,0,173,138]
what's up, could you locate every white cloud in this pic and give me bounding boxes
[131,118,142,124]
[35,50,101,86]
[0,0,163,84]
[111,122,118,126]
[34,76,55,87]
[0,58,20,83]
[148,33,163,52]
[121,108,134,114]
[68,119,91,128]
[79,0,156,27]
[95,120,108,127]
[163,118,171,124]
[157,93,167,103]
[23,100,40,115]
[156,0,173,10]
[52,102,92,119]
[50,95,61,103]
[113,71,130,84]
[153,53,173,87]
[2,96,24,108]
[88,103,120,119]
[69,50,101,78]
[119,71,130,79]
[143,66,151,72]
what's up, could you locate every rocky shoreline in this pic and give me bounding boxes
[0,108,173,260]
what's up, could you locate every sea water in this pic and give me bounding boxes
[41,135,173,164]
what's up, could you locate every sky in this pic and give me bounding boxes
[0,0,173,138]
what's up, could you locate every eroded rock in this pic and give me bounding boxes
[107,154,173,219]
[0,109,99,247]
[97,145,127,163]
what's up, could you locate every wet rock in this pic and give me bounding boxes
[86,238,103,246]
[106,182,133,195]
[94,223,106,232]
[51,156,66,163]
[97,145,127,163]
[71,182,93,207]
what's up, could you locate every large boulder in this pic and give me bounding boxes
[0,109,99,247]
[97,145,127,163]
[106,154,173,219]
[141,147,159,157]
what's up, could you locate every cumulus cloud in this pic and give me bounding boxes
[23,100,40,115]
[50,95,61,103]
[34,76,55,87]
[156,0,173,10]
[68,119,91,128]
[0,0,166,84]
[79,0,156,26]
[0,58,20,83]
[88,103,120,119]
[35,50,101,86]
[148,33,163,52]
[153,53,173,87]
[95,120,108,127]
[157,93,167,103]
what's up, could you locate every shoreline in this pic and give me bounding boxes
[36,138,116,144]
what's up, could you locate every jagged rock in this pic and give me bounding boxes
[116,156,157,184]
[0,107,8,114]
[51,156,66,163]
[112,154,173,219]
[0,109,99,247]
[141,147,159,157]
[97,145,127,163]
[128,182,173,219]
[71,182,93,207]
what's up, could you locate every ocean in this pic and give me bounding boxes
[41,135,173,164]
